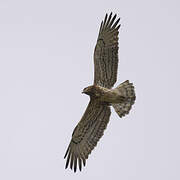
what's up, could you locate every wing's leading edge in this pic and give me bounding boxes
[94,13,120,88]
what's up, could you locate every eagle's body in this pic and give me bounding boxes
[83,83,133,104]
[64,13,136,172]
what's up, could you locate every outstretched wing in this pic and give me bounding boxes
[94,13,120,88]
[64,99,111,172]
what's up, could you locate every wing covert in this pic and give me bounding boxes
[64,99,111,172]
[94,13,120,88]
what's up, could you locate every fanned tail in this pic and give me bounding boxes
[112,80,136,118]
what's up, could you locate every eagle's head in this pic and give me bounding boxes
[82,85,101,97]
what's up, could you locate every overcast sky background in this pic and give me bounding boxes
[0,0,180,179]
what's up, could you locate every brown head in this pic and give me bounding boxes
[82,85,101,97]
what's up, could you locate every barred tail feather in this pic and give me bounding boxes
[112,80,135,118]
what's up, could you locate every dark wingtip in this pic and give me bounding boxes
[116,24,121,30]
[64,144,70,159]
[103,13,108,24]
[65,150,71,169]
[78,157,82,171]
[104,13,108,21]
[113,14,117,20]
[83,159,86,167]
[112,17,121,29]
[64,154,67,159]
[119,24,122,29]
[64,151,67,159]
[65,160,69,169]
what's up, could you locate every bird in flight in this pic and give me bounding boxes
[64,13,136,172]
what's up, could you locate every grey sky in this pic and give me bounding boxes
[0,0,180,179]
